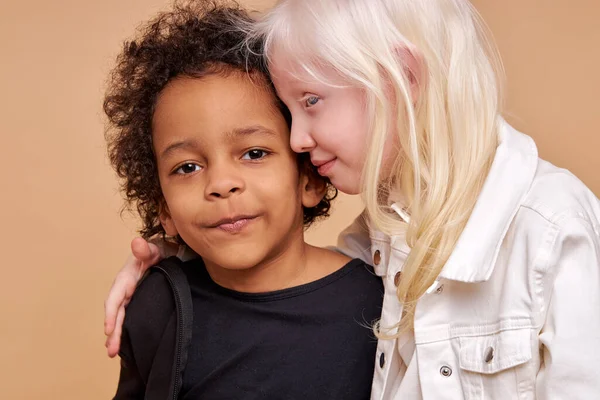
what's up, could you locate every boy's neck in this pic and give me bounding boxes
[201,233,344,293]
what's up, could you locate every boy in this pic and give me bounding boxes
[105,1,382,398]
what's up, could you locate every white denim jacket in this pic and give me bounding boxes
[337,122,600,399]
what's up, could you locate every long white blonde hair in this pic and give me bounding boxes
[251,0,504,336]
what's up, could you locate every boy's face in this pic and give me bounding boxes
[152,72,322,270]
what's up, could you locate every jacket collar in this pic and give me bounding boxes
[435,121,538,282]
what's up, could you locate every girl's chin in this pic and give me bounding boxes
[331,178,361,195]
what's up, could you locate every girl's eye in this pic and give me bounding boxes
[305,95,320,107]
[174,163,201,174]
[242,149,268,160]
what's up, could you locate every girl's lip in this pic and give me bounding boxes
[316,158,336,176]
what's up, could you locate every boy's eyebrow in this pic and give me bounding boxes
[160,139,198,159]
[226,125,278,140]
[160,125,277,158]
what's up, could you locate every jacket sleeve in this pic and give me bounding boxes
[326,209,372,263]
[113,327,145,399]
[536,216,600,399]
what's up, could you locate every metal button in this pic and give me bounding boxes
[394,271,402,287]
[426,280,441,294]
[373,250,381,265]
[484,346,494,363]
[440,365,452,377]
[379,352,385,368]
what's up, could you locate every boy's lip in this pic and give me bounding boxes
[207,214,259,229]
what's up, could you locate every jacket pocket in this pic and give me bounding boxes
[458,328,534,399]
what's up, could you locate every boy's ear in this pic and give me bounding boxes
[300,171,328,209]
[159,201,179,237]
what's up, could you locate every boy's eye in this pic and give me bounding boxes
[305,96,320,107]
[174,163,201,174]
[242,149,268,160]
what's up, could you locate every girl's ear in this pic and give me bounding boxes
[393,45,426,103]
[159,201,179,237]
[300,170,328,209]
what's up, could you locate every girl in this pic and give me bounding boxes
[104,0,600,398]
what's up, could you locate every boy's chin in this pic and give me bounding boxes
[199,249,274,272]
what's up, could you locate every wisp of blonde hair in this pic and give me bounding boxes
[250,0,504,337]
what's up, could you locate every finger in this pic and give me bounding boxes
[106,304,126,358]
[132,238,161,270]
[147,241,161,261]
[104,274,130,336]
[131,237,152,262]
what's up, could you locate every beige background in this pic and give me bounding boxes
[0,0,598,398]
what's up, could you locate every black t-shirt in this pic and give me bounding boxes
[179,258,383,400]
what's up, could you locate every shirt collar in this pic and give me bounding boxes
[435,120,538,282]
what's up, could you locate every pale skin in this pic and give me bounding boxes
[105,50,421,357]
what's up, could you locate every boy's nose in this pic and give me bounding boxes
[208,185,240,199]
[205,168,245,199]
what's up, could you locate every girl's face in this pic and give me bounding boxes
[269,57,371,195]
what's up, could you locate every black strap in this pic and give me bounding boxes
[153,256,193,399]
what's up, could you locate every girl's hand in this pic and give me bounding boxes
[104,237,164,357]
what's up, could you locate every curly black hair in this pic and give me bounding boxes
[104,0,337,240]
